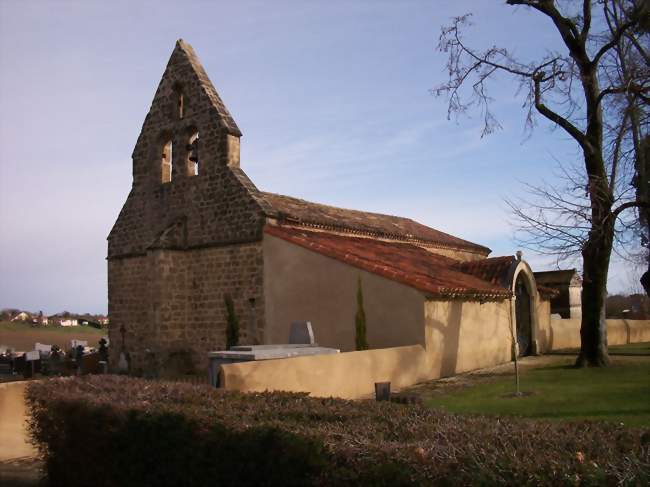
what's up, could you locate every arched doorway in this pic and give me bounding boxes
[515,273,532,356]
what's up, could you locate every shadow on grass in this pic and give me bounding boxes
[528,363,576,371]
[548,346,650,357]
[532,408,650,419]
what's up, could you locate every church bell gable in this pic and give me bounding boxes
[108,40,266,258]
[131,39,242,188]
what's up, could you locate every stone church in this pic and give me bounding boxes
[108,40,562,377]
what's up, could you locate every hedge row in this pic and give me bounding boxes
[27,376,649,486]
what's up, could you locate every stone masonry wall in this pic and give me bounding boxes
[108,243,264,375]
[107,256,151,371]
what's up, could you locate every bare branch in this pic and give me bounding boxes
[508,0,588,64]
[610,107,631,186]
[592,16,639,66]
[612,200,650,219]
[596,83,650,106]
[582,0,592,40]
[533,72,588,148]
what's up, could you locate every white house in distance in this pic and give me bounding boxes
[59,318,79,327]
[10,312,31,322]
[48,315,80,327]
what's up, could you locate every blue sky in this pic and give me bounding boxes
[0,1,638,314]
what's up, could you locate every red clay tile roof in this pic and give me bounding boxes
[265,225,510,300]
[454,256,518,289]
[260,192,491,255]
[537,285,561,299]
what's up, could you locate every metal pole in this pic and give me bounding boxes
[510,297,521,396]
[514,343,520,395]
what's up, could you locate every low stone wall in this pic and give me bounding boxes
[219,345,433,399]
[546,319,650,350]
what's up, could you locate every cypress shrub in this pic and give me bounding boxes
[355,277,368,350]
[224,294,239,349]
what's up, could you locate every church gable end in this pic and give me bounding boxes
[107,41,268,375]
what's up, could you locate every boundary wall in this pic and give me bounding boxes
[219,319,650,399]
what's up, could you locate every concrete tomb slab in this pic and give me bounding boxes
[208,346,339,362]
[229,344,313,351]
[207,346,340,387]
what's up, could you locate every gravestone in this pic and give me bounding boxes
[35,343,52,354]
[71,339,88,349]
[289,321,315,345]
[25,350,40,378]
[25,351,40,362]
[98,361,108,374]
[118,352,129,373]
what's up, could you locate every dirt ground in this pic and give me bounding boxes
[0,329,105,353]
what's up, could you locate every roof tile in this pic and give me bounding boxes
[261,192,491,255]
[265,225,511,300]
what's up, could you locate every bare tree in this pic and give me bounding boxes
[433,0,649,366]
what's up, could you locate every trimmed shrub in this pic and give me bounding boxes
[355,276,368,351]
[27,376,650,486]
[224,294,239,349]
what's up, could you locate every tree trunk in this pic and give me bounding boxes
[576,209,614,367]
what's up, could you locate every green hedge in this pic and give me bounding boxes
[27,376,649,486]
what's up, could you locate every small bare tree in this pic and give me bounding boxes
[433,0,649,366]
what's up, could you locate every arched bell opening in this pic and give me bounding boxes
[161,139,173,183]
[187,130,200,176]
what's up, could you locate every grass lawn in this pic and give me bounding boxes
[0,321,106,352]
[425,346,650,428]
[608,341,650,355]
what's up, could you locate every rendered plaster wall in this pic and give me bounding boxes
[546,318,650,350]
[262,234,426,351]
[219,303,650,400]
[568,286,582,319]
[220,345,432,399]
[424,299,512,377]
[535,299,553,352]
[221,298,516,399]
[108,243,264,375]
[0,382,36,460]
